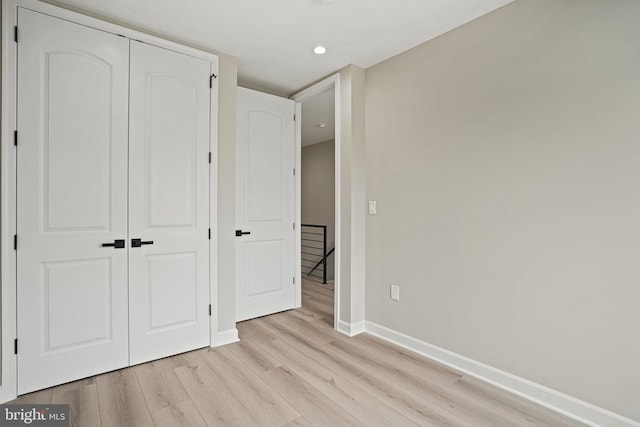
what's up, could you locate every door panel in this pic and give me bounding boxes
[128,41,210,365]
[147,252,197,330]
[236,88,297,321]
[45,51,114,231]
[44,259,113,351]
[246,240,285,296]
[247,111,285,222]
[16,9,130,394]
[146,74,198,228]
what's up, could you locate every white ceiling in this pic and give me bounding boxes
[51,0,514,96]
[301,88,335,147]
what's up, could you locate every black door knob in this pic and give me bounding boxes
[101,239,125,249]
[131,238,154,247]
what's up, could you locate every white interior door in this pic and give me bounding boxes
[16,9,130,394]
[236,88,297,321]
[128,41,211,365]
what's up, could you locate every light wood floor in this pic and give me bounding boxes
[12,279,584,426]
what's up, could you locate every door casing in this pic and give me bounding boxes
[290,74,342,332]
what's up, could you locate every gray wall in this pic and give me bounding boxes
[301,140,335,281]
[364,0,640,421]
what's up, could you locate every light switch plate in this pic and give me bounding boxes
[390,285,400,301]
[368,201,377,215]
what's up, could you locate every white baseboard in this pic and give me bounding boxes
[364,321,639,427]
[211,328,239,347]
[337,320,366,337]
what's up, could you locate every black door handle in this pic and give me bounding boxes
[101,239,125,249]
[131,238,154,248]
[235,230,251,237]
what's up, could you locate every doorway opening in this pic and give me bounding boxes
[292,75,340,329]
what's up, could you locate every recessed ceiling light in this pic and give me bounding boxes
[313,46,327,55]
[316,123,327,128]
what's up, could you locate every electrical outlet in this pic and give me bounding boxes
[390,285,400,301]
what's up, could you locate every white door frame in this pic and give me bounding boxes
[1,0,219,402]
[291,74,341,331]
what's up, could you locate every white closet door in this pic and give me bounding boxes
[128,41,211,365]
[236,88,297,321]
[16,9,130,394]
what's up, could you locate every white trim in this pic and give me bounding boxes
[291,74,341,331]
[1,0,19,404]
[294,102,302,309]
[337,320,365,337]
[365,321,640,427]
[208,58,220,348]
[210,328,239,347]
[2,0,219,402]
[291,75,339,102]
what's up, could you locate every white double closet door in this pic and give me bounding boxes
[16,9,211,394]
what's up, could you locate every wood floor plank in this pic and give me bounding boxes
[262,338,419,427]
[302,299,333,315]
[302,279,333,293]
[298,298,333,319]
[452,376,585,427]
[52,382,101,427]
[165,349,208,369]
[328,337,522,426]
[11,388,53,405]
[151,399,207,427]
[200,347,300,426]
[269,311,337,344]
[262,366,366,427]
[332,335,462,387]
[281,416,314,427]
[300,287,333,304]
[251,318,470,426]
[134,357,190,412]
[283,305,326,323]
[95,368,154,427]
[219,340,282,376]
[347,335,580,427]
[52,377,96,394]
[174,357,259,426]
[237,318,278,344]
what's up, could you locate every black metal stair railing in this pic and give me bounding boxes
[301,224,333,284]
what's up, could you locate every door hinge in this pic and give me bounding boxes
[209,304,212,316]
[208,152,212,164]
[293,277,296,284]
[208,228,211,239]
[293,168,295,176]
[14,339,18,355]
[14,26,18,43]
[14,130,17,146]
[14,235,17,251]
[293,223,295,230]
[293,114,296,122]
